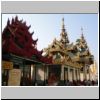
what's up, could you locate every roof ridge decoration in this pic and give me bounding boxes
[44,19,94,68]
[60,17,69,47]
[2,16,52,64]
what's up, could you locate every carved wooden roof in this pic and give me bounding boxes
[2,16,52,64]
[43,19,94,67]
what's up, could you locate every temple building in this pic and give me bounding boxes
[2,16,53,86]
[44,18,94,84]
[2,16,96,86]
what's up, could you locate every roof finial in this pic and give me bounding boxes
[81,27,83,34]
[80,27,86,43]
[81,27,84,39]
[60,18,69,45]
[62,17,65,31]
[7,18,10,26]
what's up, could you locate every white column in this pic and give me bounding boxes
[31,64,36,83]
[73,68,76,81]
[77,69,80,80]
[61,65,64,81]
[70,69,73,82]
[89,67,91,81]
[68,67,70,81]
[83,65,87,80]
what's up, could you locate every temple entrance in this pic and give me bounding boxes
[48,65,61,85]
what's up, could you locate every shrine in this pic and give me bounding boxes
[2,16,96,86]
[2,16,53,86]
[43,18,94,85]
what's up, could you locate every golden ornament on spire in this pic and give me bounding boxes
[81,27,85,41]
[62,17,66,32]
[62,17,64,29]
[81,27,83,34]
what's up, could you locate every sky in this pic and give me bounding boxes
[2,14,98,66]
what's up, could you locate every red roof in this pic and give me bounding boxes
[2,16,52,64]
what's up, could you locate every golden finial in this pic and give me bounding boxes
[62,17,65,30]
[81,27,83,34]
[81,27,84,39]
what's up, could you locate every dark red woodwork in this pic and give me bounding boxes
[2,16,52,64]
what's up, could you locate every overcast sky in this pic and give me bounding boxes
[2,14,98,64]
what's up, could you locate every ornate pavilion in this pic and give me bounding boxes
[2,16,52,86]
[43,18,94,84]
[2,16,95,86]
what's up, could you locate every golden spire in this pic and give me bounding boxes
[60,18,69,46]
[80,27,89,51]
[81,27,85,40]
[81,27,83,34]
[62,17,65,29]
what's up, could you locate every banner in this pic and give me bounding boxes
[2,61,13,69]
[8,69,21,86]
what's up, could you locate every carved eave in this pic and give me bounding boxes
[80,50,90,56]
[43,22,94,67]
[53,56,82,68]
[72,54,94,65]
[67,44,74,51]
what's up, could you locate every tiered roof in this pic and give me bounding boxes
[44,18,94,68]
[2,16,52,64]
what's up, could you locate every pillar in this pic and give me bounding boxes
[31,65,34,80]
[83,65,87,80]
[61,65,64,81]
[89,67,91,81]
[73,68,76,81]
[68,67,70,81]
